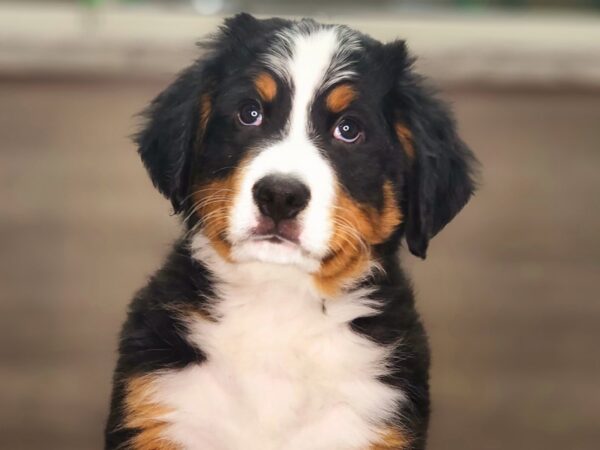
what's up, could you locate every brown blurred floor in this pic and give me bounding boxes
[0,78,598,450]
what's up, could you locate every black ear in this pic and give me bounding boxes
[136,13,278,212]
[402,85,477,258]
[135,61,209,213]
[218,13,288,51]
[386,43,478,258]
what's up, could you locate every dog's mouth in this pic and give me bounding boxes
[227,216,323,271]
[252,234,295,245]
[250,216,301,245]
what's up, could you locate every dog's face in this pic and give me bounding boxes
[137,14,476,294]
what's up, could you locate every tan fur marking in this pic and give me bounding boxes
[123,376,179,450]
[254,72,277,102]
[368,427,409,449]
[192,162,248,261]
[314,181,402,296]
[394,123,415,160]
[166,302,216,324]
[326,84,357,113]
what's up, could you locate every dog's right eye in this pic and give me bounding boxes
[333,117,363,144]
[238,101,263,126]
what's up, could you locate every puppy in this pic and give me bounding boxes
[105,14,477,450]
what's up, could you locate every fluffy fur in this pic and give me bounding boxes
[106,14,477,450]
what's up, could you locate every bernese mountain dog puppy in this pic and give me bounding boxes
[105,13,477,450]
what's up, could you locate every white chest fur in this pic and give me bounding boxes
[149,260,403,450]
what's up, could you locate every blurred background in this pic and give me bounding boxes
[1,1,599,449]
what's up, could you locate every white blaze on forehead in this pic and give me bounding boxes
[226,25,361,267]
[280,26,358,137]
[263,22,361,94]
[290,30,338,137]
[261,23,361,135]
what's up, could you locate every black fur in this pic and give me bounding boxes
[107,14,477,450]
[392,66,477,258]
[105,242,212,449]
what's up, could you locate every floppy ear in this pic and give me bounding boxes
[386,41,478,258]
[136,13,275,212]
[135,62,209,213]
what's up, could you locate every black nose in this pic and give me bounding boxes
[252,175,310,223]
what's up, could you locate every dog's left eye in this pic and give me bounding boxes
[238,101,263,126]
[333,118,363,143]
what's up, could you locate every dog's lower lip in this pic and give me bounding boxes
[250,234,298,245]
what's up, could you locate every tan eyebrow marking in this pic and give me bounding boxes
[326,84,357,113]
[254,72,278,102]
[394,123,415,160]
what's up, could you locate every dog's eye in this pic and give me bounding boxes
[238,101,263,126]
[333,118,362,143]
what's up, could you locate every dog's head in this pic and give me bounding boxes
[137,14,477,294]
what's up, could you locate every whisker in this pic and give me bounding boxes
[177,188,232,205]
[200,209,230,224]
[330,224,361,254]
[182,197,233,224]
[331,219,369,254]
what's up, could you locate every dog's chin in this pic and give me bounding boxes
[230,238,321,273]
